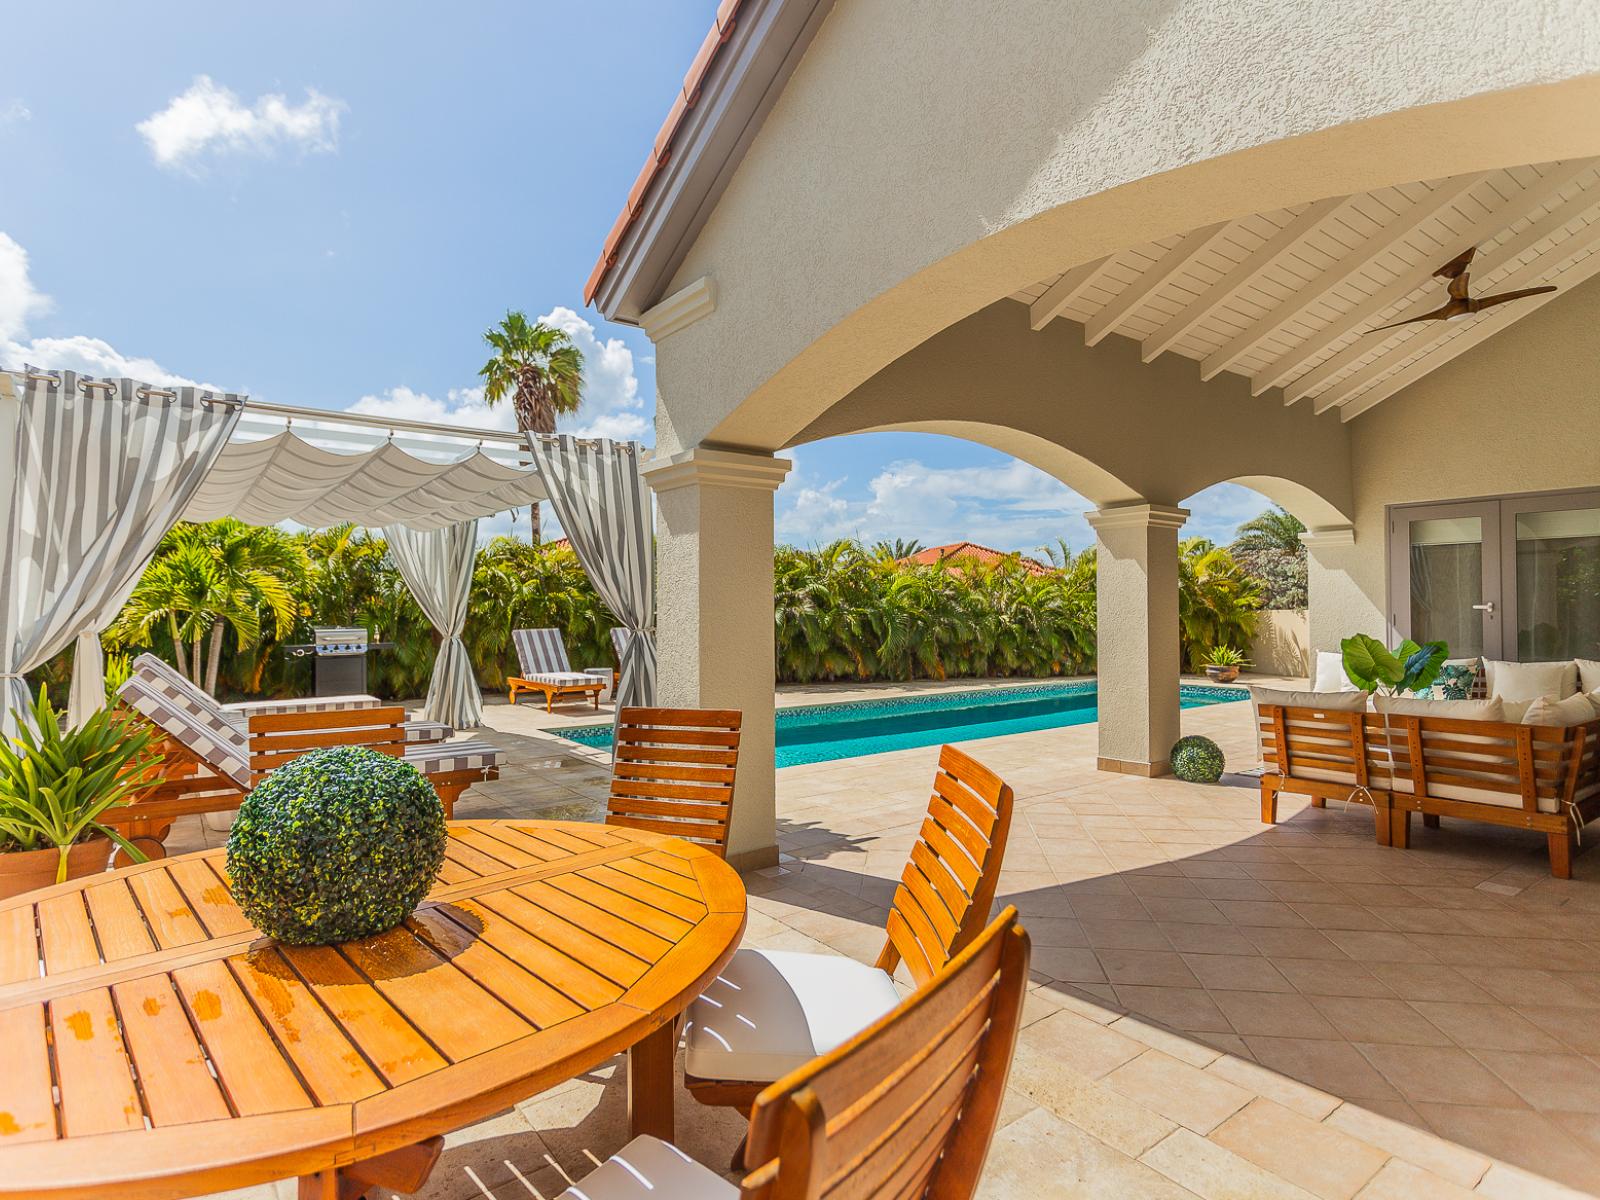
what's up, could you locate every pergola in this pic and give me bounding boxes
[0,368,656,739]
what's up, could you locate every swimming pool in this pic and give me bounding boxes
[559,681,1247,767]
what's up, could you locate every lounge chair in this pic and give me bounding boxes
[112,665,499,857]
[605,707,742,856]
[507,628,605,710]
[682,744,1013,1117]
[559,907,1030,1200]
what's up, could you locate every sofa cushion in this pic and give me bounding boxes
[1486,659,1579,702]
[1522,694,1600,728]
[1580,660,1600,695]
[1313,650,1359,692]
[684,947,902,1084]
[1373,695,1506,721]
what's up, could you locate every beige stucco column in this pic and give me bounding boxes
[1085,503,1188,776]
[1301,525,1373,658]
[641,445,792,871]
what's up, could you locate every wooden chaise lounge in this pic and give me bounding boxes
[111,670,500,858]
[1259,702,1600,877]
[507,627,605,710]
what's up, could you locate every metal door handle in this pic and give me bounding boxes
[1471,601,1496,616]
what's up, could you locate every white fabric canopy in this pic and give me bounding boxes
[182,431,547,530]
[0,370,241,737]
[383,520,484,729]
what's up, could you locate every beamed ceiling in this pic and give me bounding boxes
[1011,158,1600,420]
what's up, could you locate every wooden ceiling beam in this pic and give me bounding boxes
[1142,195,1347,364]
[1316,217,1600,415]
[1297,180,1600,409]
[1200,173,1486,381]
[1260,159,1594,401]
[1028,257,1114,331]
[1083,221,1231,347]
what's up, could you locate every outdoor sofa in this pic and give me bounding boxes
[1257,657,1600,877]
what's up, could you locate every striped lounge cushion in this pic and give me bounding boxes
[119,665,251,789]
[525,672,602,687]
[405,740,500,776]
[513,628,575,676]
[223,695,383,715]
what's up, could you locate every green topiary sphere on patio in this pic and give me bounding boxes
[226,746,446,945]
[1170,735,1226,784]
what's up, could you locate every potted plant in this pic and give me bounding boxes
[0,690,159,900]
[1202,645,1250,683]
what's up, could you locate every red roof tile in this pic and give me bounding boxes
[584,2,745,306]
[899,542,1052,576]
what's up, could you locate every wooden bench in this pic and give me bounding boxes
[1260,703,1600,878]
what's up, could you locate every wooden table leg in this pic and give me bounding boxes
[297,1136,444,1200]
[629,1020,677,1141]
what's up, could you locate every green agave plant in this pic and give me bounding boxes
[0,690,160,884]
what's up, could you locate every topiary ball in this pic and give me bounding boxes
[1170,735,1226,784]
[227,746,447,945]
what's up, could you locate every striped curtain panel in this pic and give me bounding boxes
[0,369,243,738]
[526,435,657,712]
[383,520,484,729]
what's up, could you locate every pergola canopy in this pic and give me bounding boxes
[183,403,548,531]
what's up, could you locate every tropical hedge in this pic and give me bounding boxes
[25,523,1266,701]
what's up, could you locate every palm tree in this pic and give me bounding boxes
[1232,505,1306,555]
[111,543,254,685]
[1177,537,1264,671]
[871,538,923,562]
[172,520,305,693]
[479,311,586,543]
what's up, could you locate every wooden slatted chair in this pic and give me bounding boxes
[606,706,743,857]
[556,908,1030,1200]
[682,743,1013,1119]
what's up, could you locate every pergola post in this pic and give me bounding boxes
[641,446,792,871]
[1086,503,1189,776]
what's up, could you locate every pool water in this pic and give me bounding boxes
[559,681,1246,767]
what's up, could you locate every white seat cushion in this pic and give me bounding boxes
[1522,694,1599,727]
[684,948,902,1083]
[557,1136,735,1200]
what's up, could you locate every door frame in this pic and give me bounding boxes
[1387,485,1600,662]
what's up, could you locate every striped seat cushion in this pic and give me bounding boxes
[404,740,500,776]
[513,627,575,675]
[523,672,603,688]
[119,667,251,789]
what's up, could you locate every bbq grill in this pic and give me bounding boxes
[282,626,394,696]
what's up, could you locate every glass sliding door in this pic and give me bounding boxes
[1504,496,1600,662]
[1390,502,1501,658]
[1389,488,1600,663]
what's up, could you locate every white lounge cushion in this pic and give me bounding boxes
[1579,660,1600,695]
[1522,694,1600,728]
[556,1136,735,1200]
[1313,650,1359,692]
[684,948,903,1084]
[1485,659,1578,703]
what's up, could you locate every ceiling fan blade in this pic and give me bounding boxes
[1472,285,1558,312]
[1435,246,1477,280]
[1369,302,1457,332]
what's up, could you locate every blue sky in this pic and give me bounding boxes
[0,1,1268,553]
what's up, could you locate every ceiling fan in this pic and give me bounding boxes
[1371,247,1557,333]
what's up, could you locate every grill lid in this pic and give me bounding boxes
[312,626,369,656]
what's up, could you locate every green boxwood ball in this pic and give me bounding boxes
[1170,735,1226,784]
[226,746,447,945]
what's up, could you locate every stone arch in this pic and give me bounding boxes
[1184,475,1353,533]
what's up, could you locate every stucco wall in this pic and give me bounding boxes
[649,0,1600,457]
[1307,273,1600,653]
[1251,609,1311,677]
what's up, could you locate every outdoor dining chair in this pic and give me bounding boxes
[507,627,607,710]
[682,743,1014,1116]
[606,706,743,857]
[558,906,1030,1199]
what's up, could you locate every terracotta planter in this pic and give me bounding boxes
[0,837,113,901]
[1204,665,1241,683]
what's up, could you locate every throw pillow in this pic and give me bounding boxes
[1313,650,1359,692]
[1485,659,1579,703]
[1579,659,1600,694]
[1522,693,1600,727]
[1418,660,1480,701]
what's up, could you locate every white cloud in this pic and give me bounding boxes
[0,231,206,384]
[137,76,345,171]
[348,384,515,433]
[536,306,649,442]
[0,99,29,125]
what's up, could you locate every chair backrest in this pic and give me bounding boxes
[605,706,742,855]
[740,908,1030,1200]
[119,656,252,789]
[876,745,1014,987]
[610,626,632,663]
[245,707,408,784]
[513,627,573,675]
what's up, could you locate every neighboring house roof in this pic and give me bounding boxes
[584,0,835,323]
[543,536,572,552]
[900,542,1052,576]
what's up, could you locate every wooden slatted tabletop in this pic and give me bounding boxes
[0,820,746,1200]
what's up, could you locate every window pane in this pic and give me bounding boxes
[1516,508,1600,660]
[1410,517,1483,657]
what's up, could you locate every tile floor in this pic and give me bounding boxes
[184,680,1600,1199]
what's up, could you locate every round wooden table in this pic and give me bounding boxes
[0,819,747,1200]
